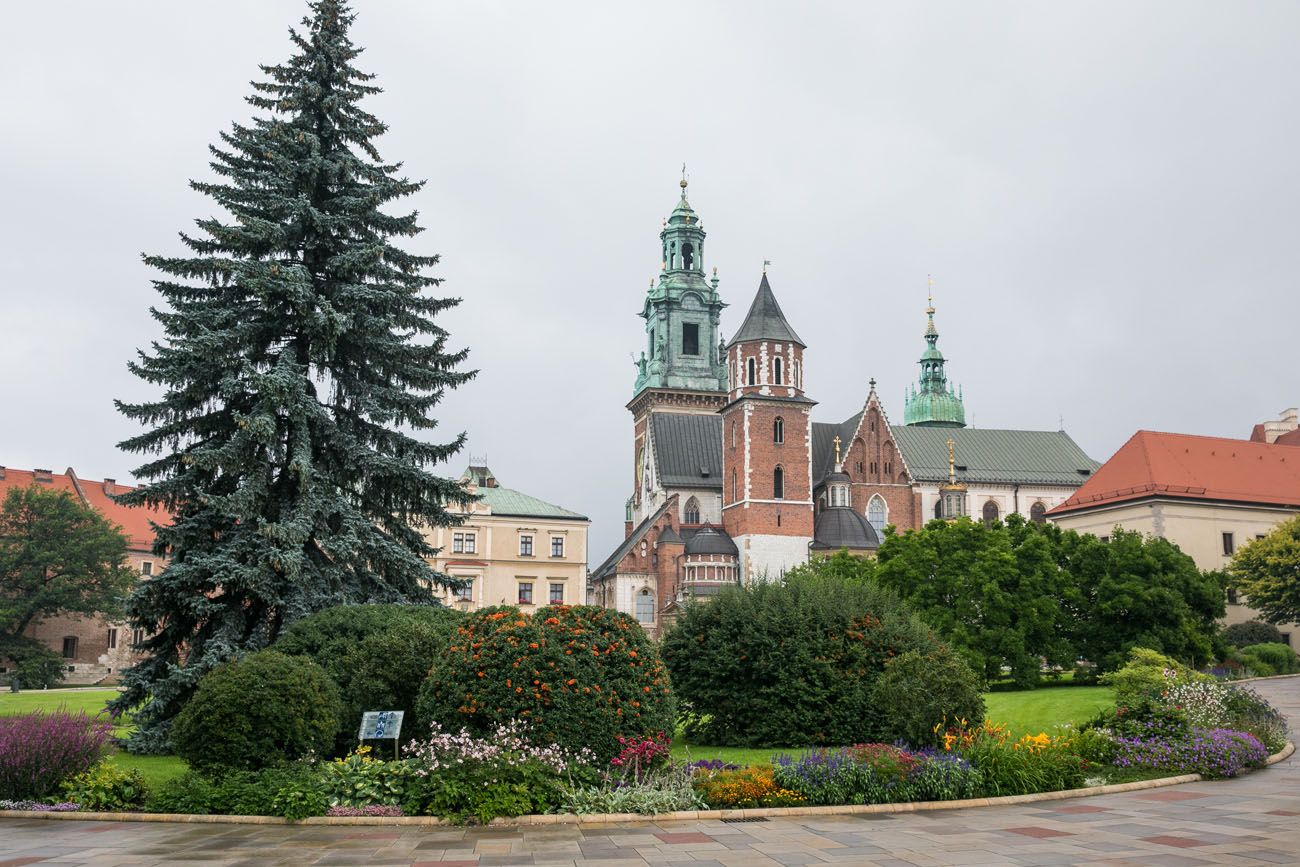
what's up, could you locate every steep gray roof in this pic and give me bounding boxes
[812,507,880,551]
[890,426,1100,486]
[726,274,805,348]
[812,413,864,485]
[651,413,724,490]
[590,499,672,581]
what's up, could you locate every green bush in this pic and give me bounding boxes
[171,651,342,774]
[1223,620,1285,648]
[318,747,414,808]
[1101,647,1210,707]
[871,647,986,748]
[662,574,970,747]
[144,765,324,818]
[1239,642,1299,676]
[415,605,673,764]
[0,636,65,689]
[60,762,148,811]
[274,603,461,754]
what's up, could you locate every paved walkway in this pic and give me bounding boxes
[3,678,1298,867]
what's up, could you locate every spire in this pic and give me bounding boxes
[903,277,966,428]
[727,272,805,348]
[633,174,727,396]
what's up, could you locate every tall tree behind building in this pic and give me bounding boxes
[112,0,474,750]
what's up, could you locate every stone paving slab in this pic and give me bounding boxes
[4,677,1300,866]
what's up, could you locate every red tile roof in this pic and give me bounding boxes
[0,466,168,551]
[1050,431,1300,515]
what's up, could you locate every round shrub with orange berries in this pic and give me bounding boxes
[415,605,675,763]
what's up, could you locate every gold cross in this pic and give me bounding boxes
[833,435,842,465]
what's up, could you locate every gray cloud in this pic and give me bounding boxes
[2,1,1296,562]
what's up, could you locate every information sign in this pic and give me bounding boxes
[357,710,404,741]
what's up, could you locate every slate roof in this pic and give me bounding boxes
[590,499,673,581]
[683,525,739,556]
[812,413,865,484]
[726,274,805,348]
[1051,430,1300,515]
[651,413,724,490]
[812,507,880,551]
[889,426,1100,486]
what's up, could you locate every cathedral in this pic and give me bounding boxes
[589,180,1100,636]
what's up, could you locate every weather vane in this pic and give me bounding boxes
[762,259,771,273]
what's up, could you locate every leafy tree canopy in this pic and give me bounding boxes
[110,0,473,749]
[0,485,135,643]
[1230,515,1300,626]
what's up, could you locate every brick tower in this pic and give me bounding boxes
[721,271,815,582]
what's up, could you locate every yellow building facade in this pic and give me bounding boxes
[424,466,589,612]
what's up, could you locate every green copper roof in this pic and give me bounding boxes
[904,301,965,427]
[889,426,1101,486]
[632,178,728,397]
[458,466,588,520]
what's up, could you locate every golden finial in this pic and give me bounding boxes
[927,274,935,314]
[833,435,842,466]
[946,437,956,483]
[680,162,688,191]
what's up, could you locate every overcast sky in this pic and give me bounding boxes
[2,2,1297,561]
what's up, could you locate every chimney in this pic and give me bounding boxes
[0,466,6,480]
[33,468,53,484]
[103,478,116,495]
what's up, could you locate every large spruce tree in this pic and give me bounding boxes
[111,0,474,749]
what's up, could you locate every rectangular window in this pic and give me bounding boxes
[452,533,464,553]
[520,535,534,557]
[549,582,564,604]
[464,533,476,554]
[132,628,145,647]
[682,323,700,356]
[453,577,473,602]
[1222,532,1235,556]
[107,628,118,650]
[141,562,153,576]
[62,637,78,659]
[1227,587,1239,605]
[518,582,534,605]
[551,536,564,558]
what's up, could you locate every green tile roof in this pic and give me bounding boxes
[459,466,588,520]
[889,426,1100,486]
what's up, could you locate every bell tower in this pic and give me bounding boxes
[627,174,729,528]
[720,270,815,582]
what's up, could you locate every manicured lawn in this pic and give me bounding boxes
[104,753,190,790]
[674,685,1117,764]
[1,687,191,786]
[985,685,1114,736]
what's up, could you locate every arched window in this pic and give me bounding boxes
[635,589,654,624]
[983,500,1000,527]
[773,357,783,385]
[747,357,757,386]
[1030,501,1047,524]
[684,496,700,524]
[773,417,784,444]
[934,500,943,520]
[682,242,695,270]
[730,422,736,449]
[793,359,800,388]
[773,466,785,499]
[867,495,888,534]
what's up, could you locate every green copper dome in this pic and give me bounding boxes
[903,300,966,428]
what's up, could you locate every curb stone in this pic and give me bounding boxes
[0,741,1291,828]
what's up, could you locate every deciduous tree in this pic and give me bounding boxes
[1231,515,1300,626]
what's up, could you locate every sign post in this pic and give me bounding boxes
[357,710,405,761]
